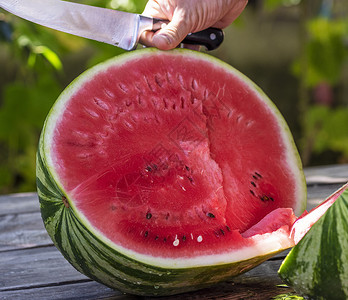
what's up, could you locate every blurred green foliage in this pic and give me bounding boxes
[304,105,348,156]
[0,0,348,193]
[272,293,304,300]
[293,17,348,87]
[295,2,348,165]
[264,0,348,165]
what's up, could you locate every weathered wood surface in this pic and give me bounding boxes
[0,164,347,299]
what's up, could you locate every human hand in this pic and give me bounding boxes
[140,0,248,50]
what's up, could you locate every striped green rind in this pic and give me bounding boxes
[37,140,285,296]
[278,184,348,300]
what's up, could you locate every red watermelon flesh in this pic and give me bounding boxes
[47,50,305,259]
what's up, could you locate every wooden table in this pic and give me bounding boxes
[1,164,347,299]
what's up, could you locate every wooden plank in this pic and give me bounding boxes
[0,193,38,216]
[306,183,344,211]
[0,281,125,300]
[0,211,52,252]
[0,276,292,300]
[0,191,52,252]
[304,164,348,184]
[0,246,88,291]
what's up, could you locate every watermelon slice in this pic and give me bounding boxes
[279,182,348,299]
[37,49,307,296]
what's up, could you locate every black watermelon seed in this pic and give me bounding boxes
[144,231,149,237]
[207,212,215,218]
[146,212,152,219]
[155,235,159,240]
[220,229,225,235]
[252,175,258,180]
[163,237,167,242]
[270,197,274,201]
[185,165,190,171]
[182,235,186,241]
[251,181,256,187]
[146,166,152,172]
[250,190,255,196]
[226,225,231,232]
[255,172,262,178]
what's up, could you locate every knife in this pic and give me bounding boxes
[0,0,224,51]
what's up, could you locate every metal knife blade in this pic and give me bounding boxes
[0,0,155,50]
[0,0,224,51]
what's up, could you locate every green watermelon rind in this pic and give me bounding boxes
[37,48,307,295]
[278,184,348,300]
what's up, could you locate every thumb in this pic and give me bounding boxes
[152,13,191,50]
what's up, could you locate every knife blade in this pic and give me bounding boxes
[0,0,224,51]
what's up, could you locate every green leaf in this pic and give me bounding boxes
[34,45,63,71]
[272,293,304,300]
[293,17,348,87]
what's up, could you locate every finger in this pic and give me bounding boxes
[140,17,190,50]
[151,11,192,50]
[139,1,174,48]
[139,29,156,48]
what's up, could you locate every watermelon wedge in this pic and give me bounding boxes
[37,49,307,296]
[279,182,348,299]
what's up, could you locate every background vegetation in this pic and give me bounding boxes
[0,0,347,194]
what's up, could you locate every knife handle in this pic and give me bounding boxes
[182,28,224,51]
[152,18,224,51]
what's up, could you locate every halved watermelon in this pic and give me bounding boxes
[37,49,307,296]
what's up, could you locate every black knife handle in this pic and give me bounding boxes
[182,28,224,51]
[152,18,224,51]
